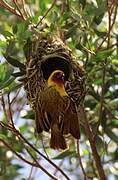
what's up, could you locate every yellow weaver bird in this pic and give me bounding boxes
[35,70,80,149]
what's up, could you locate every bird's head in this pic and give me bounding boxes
[47,70,68,96]
[48,70,65,85]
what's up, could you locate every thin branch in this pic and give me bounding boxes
[28,164,34,180]
[41,135,50,158]
[7,93,15,127]
[53,160,64,176]
[0,0,24,20]
[95,1,118,134]
[0,139,39,168]
[0,122,70,180]
[0,138,57,179]
[13,0,26,20]
[17,130,71,180]
[10,89,21,105]
[13,0,31,20]
[20,0,31,19]
[1,94,8,120]
[77,140,88,180]
[35,0,57,28]
[80,106,106,180]
[25,146,58,180]
[96,3,117,52]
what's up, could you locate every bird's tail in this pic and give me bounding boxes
[50,124,67,150]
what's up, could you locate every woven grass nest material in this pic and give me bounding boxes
[23,33,86,111]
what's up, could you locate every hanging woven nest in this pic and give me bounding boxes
[23,32,86,112]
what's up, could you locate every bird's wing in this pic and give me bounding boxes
[35,103,43,133]
[62,98,80,139]
[35,100,51,133]
[35,86,61,133]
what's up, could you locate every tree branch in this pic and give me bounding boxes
[80,106,106,180]
[0,0,24,20]
[77,140,88,180]
[0,122,70,180]
[0,139,57,180]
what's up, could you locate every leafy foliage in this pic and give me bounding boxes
[0,0,118,179]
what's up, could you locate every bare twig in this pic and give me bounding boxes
[95,0,118,134]
[0,139,57,179]
[20,0,31,19]
[41,135,50,158]
[25,146,58,180]
[96,2,117,52]
[13,0,26,20]
[0,139,39,167]
[28,164,34,180]
[0,122,70,180]
[1,94,8,120]
[17,130,70,180]
[10,89,21,105]
[0,0,24,20]
[35,0,57,28]
[77,140,88,180]
[7,93,15,127]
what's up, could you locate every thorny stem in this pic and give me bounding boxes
[80,106,106,180]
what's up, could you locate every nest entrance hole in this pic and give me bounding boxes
[41,55,72,80]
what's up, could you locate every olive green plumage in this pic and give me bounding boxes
[35,70,80,149]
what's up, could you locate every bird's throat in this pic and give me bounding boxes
[55,83,68,97]
[48,79,68,97]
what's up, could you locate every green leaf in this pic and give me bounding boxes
[2,31,13,38]
[12,71,25,78]
[3,54,25,70]
[22,110,35,120]
[92,48,114,62]
[53,150,76,159]
[112,59,118,64]
[3,83,22,94]
[0,76,15,90]
[82,149,89,155]
[0,63,14,84]
[12,25,18,34]
[5,40,16,56]
[108,119,118,128]
[93,13,104,25]
[105,128,118,144]
[0,134,8,141]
